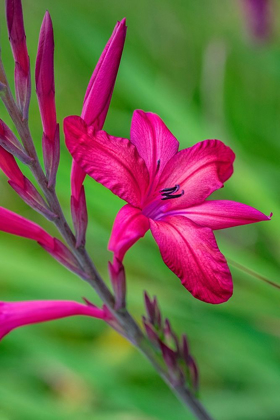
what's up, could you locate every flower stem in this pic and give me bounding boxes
[0,58,214,420]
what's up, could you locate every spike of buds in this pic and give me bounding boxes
[70,18,127,247]
[6,0,31,118]
[0,207,83,276]
[108,258,126,310]
[143,292,199,392]
[35,11,59,188]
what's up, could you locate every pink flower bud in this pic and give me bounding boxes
[0,119,32,164]
[69,18,126,246]
[9,178,57,221]
[35,11,59,187]
[71,185,88,248]
[0,207,82,275]
[0,299,107,340]
[108,259,126,310]
[81,18,127,127]
[6,0,31,118]
[0,146,25,188]
[143,317,159,346]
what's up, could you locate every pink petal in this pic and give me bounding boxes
[82,18,127,127]
[130,110,179,180]
[64,116,149,207]
[158,140,235,210]
[35,11,56,141]
[108,204,150,262]
[175,200,271,230]
[0,146,25,188]
[0,299,106,340]
[150,215,233,304]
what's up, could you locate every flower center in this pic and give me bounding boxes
[142,184,184,220]
[160,184,184,200]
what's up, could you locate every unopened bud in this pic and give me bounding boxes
[71,186,88,248]
[6,0,31,118]
[108,259,126,310]
[0,120,32,164]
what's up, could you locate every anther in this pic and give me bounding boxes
[161,190,184,200]
[160,184,179,194]
[160,185,184,200]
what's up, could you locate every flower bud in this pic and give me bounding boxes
[71,185,88,248]
[0,207,82,276]
[0,299,107,340]
[36,11,59,187]
[6,0,31,118]
[0,120,32,164]
[70,18,126,245]
[108,258,126,310]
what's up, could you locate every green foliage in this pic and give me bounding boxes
[0,0,279,418]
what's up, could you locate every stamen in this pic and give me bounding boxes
[161,190,184,200]
[160,184,184,201]
[160,184,179,193]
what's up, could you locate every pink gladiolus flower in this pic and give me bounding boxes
[0,299,108,340]
[64,110,270,304]
[0,207,82,275]
[6,0,30,118]
[71,18,126,247]
[36,11,59,187]
[64,110,269,303]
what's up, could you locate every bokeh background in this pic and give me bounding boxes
[0,0,279,419]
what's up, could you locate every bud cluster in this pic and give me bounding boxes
[143,292,199,392]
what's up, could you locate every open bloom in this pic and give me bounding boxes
[64,110,270,304]
[0,299,108,340]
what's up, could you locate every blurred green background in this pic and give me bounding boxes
[0,0,279,419]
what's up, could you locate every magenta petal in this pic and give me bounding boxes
[177,200,271,230]
[0,300,106,340]
[82,18,127,127]
[64,116,150,207]
[108,204,150,261]
[150,215,233,304]
[130,110,179,179]
[158,139,235,210]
